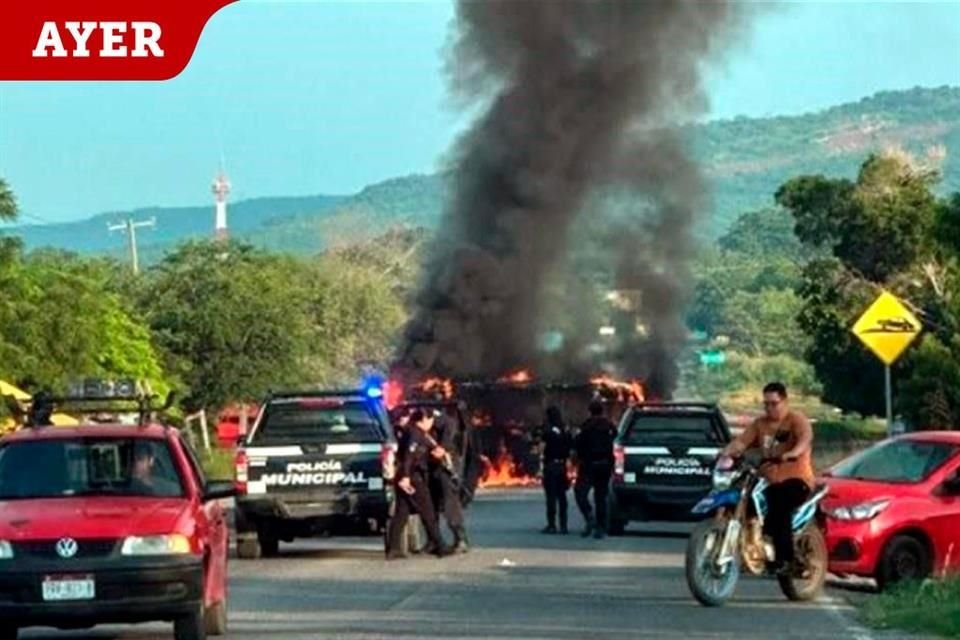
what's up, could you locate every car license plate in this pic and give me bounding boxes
[42,575,95,601]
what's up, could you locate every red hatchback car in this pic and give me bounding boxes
[0,420,235,640]
[821,431,960,590]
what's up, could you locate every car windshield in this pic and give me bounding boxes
[623,414,723,446]
[0,438,184,499]
[830,439,960,484]
[254,400,383,444]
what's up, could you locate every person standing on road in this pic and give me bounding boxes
[720,382,815,575]
[537,405,573,535]
[574,400,618,539]
[429,407,470,553]
[386,409,454,560]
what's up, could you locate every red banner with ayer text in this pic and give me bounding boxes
[0,0,236,81]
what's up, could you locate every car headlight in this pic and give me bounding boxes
[0,541,12,560]
[120,534,193,556]
[828,499,890,521]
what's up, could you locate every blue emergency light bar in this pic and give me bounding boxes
[361,374,386,399]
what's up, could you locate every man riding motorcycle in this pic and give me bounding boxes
[720,382,814,576]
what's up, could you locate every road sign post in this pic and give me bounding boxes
[884,365,893,434]
[851,291,922,437]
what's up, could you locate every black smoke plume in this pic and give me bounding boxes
[396,0,748,390]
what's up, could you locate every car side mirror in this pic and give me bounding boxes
[203,480,238,502]
[935,470,960,497]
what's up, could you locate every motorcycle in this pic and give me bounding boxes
[684,454,829,607]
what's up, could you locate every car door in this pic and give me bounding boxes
[927,456,960,577]
[178,437,229,604]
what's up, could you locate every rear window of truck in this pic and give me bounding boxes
[622,413,725,446]
[252,400,383,444]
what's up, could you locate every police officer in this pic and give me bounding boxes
[429,407,470,553]
[386,409,454,559]
[574,400,618,539]
[538,405,573,534]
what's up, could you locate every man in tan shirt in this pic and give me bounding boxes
[721,382,815,574]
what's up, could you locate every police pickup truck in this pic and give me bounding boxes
[608,402,732,535]
[234,389,397,559]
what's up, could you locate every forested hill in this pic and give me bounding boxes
[9,86,960,256]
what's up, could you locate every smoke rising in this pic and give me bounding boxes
[396,0,748,390]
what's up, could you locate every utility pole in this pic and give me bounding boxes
[108,217,156,275]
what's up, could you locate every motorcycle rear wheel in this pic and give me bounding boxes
[778,525,828,602]
[685,519,740,607]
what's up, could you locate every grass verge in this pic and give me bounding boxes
[861,579,960,638]
[199,447,235,481]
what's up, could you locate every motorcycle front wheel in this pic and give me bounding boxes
[777,525,828,602]
[685,519,740,607]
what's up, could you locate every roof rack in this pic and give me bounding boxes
[4,391,177,428]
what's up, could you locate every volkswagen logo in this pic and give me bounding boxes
[55,537,79,559]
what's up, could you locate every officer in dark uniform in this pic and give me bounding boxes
[574,400,618,539]
[386,409,454,559]
[430,407,470,553]
[537,405,573,534]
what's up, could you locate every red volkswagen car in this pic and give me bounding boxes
[821,431,960,590]
[0,418,235,639]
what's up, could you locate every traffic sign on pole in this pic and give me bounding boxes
[851,290,923,436]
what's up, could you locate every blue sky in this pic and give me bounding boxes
[1,0,958,222]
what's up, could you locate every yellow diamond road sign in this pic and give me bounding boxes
[852,291,922,366]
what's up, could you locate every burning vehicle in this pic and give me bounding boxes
[393,371,645,488]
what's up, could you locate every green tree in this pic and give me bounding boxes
[779,150,956,419]
[718,288,808,359]
[897,335,960,429]
[0,248,167,393]
[0,178,16,222]
[140,241,312,412]
[717,207,807,263]
[776,154,938,282]
[299,255,407,386]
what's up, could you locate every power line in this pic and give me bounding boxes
[108,217,156,275]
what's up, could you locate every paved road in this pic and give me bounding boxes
[24,490,918,639]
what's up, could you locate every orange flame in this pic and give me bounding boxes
[590,374,645,404]
[383,380,405,410]
[498,368,533,384]
[479,448,539,488]
[416,377,455,400]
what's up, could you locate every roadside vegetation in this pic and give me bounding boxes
[1,143,959,436]
[197,447,236,481]
[862,578,960,637]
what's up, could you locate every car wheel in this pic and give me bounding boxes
[877,535,931,591]
[174,604,206,640]
[236,537,261,560]
[258,531,279,557]
[204,600,228,636]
